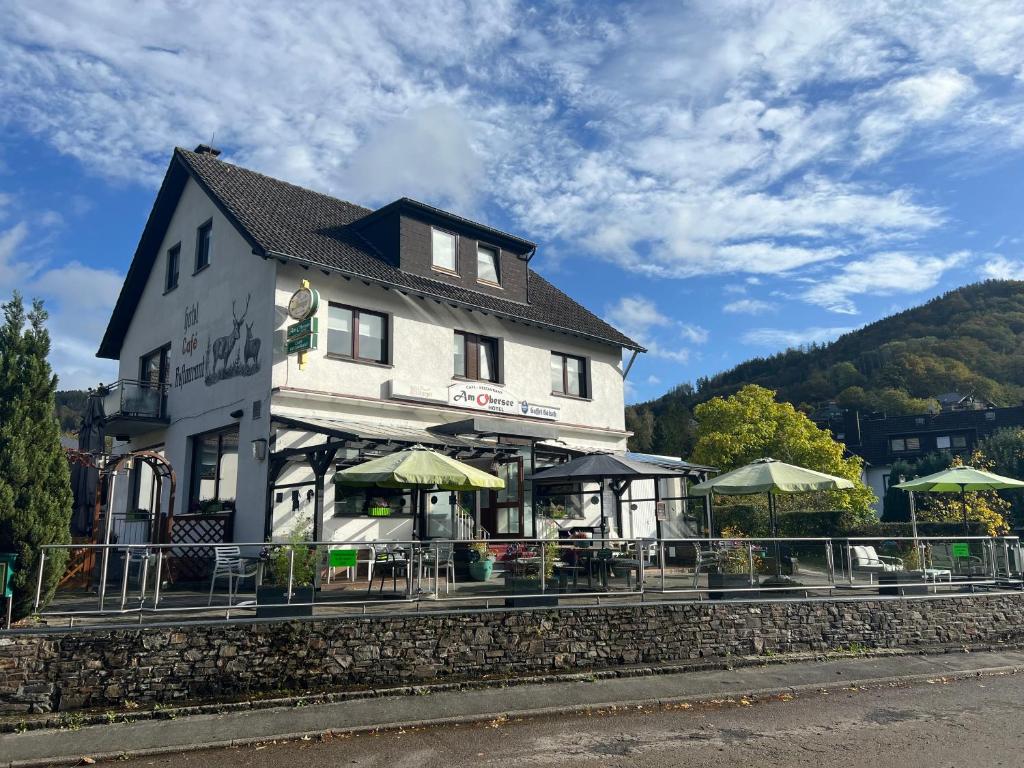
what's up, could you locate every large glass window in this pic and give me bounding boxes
[551,352,588,397]
[189,427,238,508]
[431,227,457,273]
[195,220,212,272]
[327,304,388,363]
[477,244,500,284]
[454,331,499,382]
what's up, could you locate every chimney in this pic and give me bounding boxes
[842,409,862,446]
[193,144,222,157]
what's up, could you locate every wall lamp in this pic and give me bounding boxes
[251,438,268,461]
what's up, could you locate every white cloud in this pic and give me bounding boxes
[981,255,1024,281]
[605,295,702,365]
[0,217,120,389]
[679,324,709,345]
[1,0,1024,377]
[723,298,776,315]
[801,250,969,314]
[742,326,853,349]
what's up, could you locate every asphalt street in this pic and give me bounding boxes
[109,670,1024,768]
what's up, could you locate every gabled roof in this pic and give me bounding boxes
[98,148,643,359]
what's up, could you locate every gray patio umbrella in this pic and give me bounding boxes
[531,453,686,537]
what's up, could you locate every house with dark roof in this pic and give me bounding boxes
[97,145,650,545]
[817,405,1024,516]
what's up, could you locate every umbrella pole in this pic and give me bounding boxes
[769,491,782,580]
[961,485,969,536]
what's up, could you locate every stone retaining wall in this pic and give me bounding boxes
[2,594,1022,714]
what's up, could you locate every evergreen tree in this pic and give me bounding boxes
[0,293,72,620]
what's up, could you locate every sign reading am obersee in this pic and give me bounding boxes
[449,382,559,421]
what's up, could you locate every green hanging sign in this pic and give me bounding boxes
[286,332,318,354]
[951,542,970,558]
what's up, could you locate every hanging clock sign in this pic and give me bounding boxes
[287,285,320,321]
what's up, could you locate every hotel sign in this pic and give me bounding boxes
[448,382,559,421]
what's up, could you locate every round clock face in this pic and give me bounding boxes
[288,287,318,320]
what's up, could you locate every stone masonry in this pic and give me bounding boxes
[2,594,1022,714]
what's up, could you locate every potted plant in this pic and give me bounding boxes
[707,526,761,600]
[467,541,496,581]
[504,539,561,607]
[367,497,392,517]
[257,518,316,618]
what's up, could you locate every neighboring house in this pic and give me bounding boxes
[96,144,674,546]
[936,392,996,412]
[817,406,1024,515]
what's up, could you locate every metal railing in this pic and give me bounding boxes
[101,379,168,421]
[21,534,1024,629]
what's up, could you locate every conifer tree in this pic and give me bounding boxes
[0,292,72,619]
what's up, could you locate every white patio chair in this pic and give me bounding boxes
[851,545,903,581]
[208,545,258,605]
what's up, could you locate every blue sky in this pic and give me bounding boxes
[3,2,1024,401]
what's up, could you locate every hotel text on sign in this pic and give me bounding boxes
[448,383,559,421]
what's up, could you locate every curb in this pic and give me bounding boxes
[6,661,1023,768]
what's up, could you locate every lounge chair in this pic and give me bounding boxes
[851,545,903,581]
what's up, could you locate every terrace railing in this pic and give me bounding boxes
[19,534,1024,630]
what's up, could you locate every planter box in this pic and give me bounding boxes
[878,572,929,596]
[256,586,314,618]
[707,573,759,600]
[504,575,559,608]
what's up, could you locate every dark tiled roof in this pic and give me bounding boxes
[98,149,641,358]
[822,406,1024,466]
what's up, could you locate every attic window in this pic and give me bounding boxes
[431,228,457,273]
[165,243,180,292]
[477,244,500,285]
[195,220,213,273]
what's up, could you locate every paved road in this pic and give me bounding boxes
[112,671,1024,768]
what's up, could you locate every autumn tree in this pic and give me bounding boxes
[691,384,876,530]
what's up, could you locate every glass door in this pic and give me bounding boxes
[481,458,524,537]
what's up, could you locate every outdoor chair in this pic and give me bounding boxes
[929,545,986,577]
[692,545,722,588]
[367,544,410,595]
[207,546,258,605]
[421,542,456,593]
[851,545,903,581]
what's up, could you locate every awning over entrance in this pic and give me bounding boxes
[430,415,561,441]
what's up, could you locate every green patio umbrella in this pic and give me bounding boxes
[690,458,855,581]
[893,465,1024,534]
[335,445,505,491]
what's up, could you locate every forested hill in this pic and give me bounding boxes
[627,280,1024,455]
[55,390,88,434]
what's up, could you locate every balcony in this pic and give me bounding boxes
[101,379,169,438]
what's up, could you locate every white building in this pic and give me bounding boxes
[97,145,704,548]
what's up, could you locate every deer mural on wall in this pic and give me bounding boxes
[211,294,249,374]
[244,321,261,367]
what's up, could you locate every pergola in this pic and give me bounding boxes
[265,415,520,541]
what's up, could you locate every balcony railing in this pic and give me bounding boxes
[101,379,169,434]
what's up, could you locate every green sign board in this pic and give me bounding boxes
[951,542,970,558]
[286,317,318,341]
[329,549,358,568]
[286,332,318,354]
